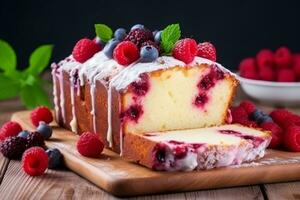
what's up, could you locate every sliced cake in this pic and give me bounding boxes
[123,124,271,171]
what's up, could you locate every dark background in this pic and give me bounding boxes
[1,0,299,70]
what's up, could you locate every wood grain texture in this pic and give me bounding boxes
[9,110,300,197]
[264,182,300,200]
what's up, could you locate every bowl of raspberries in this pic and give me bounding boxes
[237,47,300,106]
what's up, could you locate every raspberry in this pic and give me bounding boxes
[270,109,293,126]
[141,40,160,53]
[238,58,258,79]
[196,42,217,62]
[72,38,101,63]
[280,115,300,129]
[76,132,104,158]
[231,106,248,122]
[260,122,283,149]
[113,41,139,66]
[256,49,274,69]
[0,121,22,141]
[283,126,300,152]
[258,67,275,81]
[277,69,296,82]
[274,47,292,68]
[0,136,27,159]
[26,132,45,148]
[239,100,256,114]
[124,28,153,48]
[30,106,53,127]
[292,61,300,79]
[172,38,197,64]
[22,147,48,176]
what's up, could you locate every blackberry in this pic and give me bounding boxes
[124,28,153,48]
[26,132,45,148]
[0,136,27,159]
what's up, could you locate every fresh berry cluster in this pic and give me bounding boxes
[0,106,63,176]
[230,100,300,151]
[76,132,104,158]
[71,23,218,66]
[239,47,300,82]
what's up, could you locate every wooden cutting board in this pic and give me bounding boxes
[11,111,300,197]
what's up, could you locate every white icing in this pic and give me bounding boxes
[51,64,59,121]
[69,72,78,133]
[58,68,66,124]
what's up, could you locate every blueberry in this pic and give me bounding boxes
[140,45,159,63]
[18,130,30,139]
[250,109,273,124]
[46,148,63,169]
[154,30,162,44]
[114,28,126,41]
[36,122,52,140]
[131,24,144,31]
[103,38,120,59]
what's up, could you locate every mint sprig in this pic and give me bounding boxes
[95,24,113,43]
[161,24,181,54]
[0,39,53,109]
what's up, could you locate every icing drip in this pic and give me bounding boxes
[51,64,60,121]
[69,69,78,133]
[90,84,97,133]
[58,68,66,124]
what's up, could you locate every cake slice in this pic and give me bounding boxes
[108,57,238,152]
[123,124,271,171]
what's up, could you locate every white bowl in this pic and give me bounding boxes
[237,74,300,107]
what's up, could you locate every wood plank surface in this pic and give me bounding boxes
[8,110,300,197]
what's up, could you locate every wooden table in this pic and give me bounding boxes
[1,97,300,199]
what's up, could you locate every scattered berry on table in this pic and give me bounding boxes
[22,147,48,176]
[46,148,63,169]
[239,100,256,114]
[0,136,27,159]
[270,109,293,126]
[231,106,248,122]
[103,38,120,59]
[26,132,45,149]
[0,121,22,141]
[76,132,104,158]
[283,125,300,152]
[172,38,197,64]
[197,42,217,62]
[72,38,101,63]
[30,106,53,127]
[18,130,30,139]
[250,109,272,124]
[114,28,127,41]
[36,122,52,140]
[260,122,283,149]
[140,45,159,63]
[113,41,140,65]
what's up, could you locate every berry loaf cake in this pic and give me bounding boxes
[52,23,270,171]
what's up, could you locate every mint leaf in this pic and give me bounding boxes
[0,73,20,100]
[0,39,17,72]
[20,84,51,109]
[26,45,53,76]
[95,24,113,43]
[161,24,181,54]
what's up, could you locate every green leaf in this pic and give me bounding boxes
[161,24,181,54]
[20,84,51,109]
[95,24,113,43]
[0,39,17,72]
[0,73,20,100]
[26,45,53,76]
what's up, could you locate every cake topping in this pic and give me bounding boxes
[113,41,140,65]
[72,38,101,63]
[140,45,159,63]
[172,38,198,64]
[197,42,217,62]
[124,28,153,48]
[114,28,127,41]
